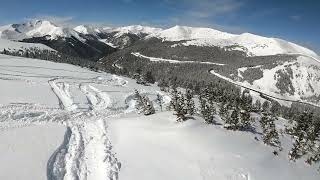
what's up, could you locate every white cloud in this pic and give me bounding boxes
[25,15,74,26]
[122,0,133,3]
[289,15,301,21]
[165,0,244,18]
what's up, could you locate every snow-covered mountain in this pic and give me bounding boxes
[74,24,162,37]
[0,20,83,41]
[111,25,162,37]
[2,21,318,59]
[0,20,116,59]
[73,25,103,35]
[74,24,162,48]
[147,25,319,58]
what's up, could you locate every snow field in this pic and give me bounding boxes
[0,54,319,180]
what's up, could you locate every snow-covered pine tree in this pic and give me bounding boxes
[219,102,229,122]
[134,89,144,113]
[262,101,270,113]
[225,107,240,130]
[240,109,252,130]
[168,87,179,111]
[175,91,187,122]
[288,111,315,161]
[260,112,281,148]
[142,96,155,116]
[306,116,320,166]
[144,71,155,84]
[254,99,262,113]
[156,94,164,111]
[168,87,188,122]
[241,89,253,111]
[270,101,282,116]
[199,90,216,124]
[185,89,195,115]
[306,146,320,167]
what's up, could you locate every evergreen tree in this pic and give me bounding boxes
[241,89,253,111]
[262,101,270,112]
[225,107,240,130]
[260,113,281,148]
[306,146,320,166]
[240,109,252,130]
[199,90,217,124]
[142,96,155,115]
[156,94,164,111]
[133,90,155,116]
[134,89,144,113]
[168,87,179,111]
[219,102,229,122]
[253,100,262,113]
[270,101,281,116]
[144,71,155,84]
[175,91,187,122]
[288,111,316,161]
[168,87,187,122]
[185,89,195,115]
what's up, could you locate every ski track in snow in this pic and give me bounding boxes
[46,76,124,180]
[49,79,78,111]
[80,84,112,111]
[0,66,133,180]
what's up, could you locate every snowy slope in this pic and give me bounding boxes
[252,56,320,103]
[0,54,319,179]
[209,55,320,106]
[0,54,166,180]
[110,112,319,180]
[149,25,235,41]
[148,25,318,58]
[0,123,66,180]
[0,38,54,52]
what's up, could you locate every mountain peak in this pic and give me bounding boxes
[112,25,162,37]
[148,25,234,41]
[74,25,102,35]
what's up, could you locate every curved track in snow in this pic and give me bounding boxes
[46,75,124,180]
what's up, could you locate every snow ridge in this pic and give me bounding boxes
[147,25,318,58]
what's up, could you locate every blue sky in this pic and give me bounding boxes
[0,0,319,53]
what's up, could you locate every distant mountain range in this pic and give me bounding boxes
[1,20,318,59]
